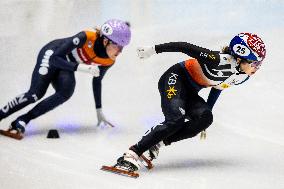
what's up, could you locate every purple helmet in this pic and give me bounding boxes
[101,19,131,47]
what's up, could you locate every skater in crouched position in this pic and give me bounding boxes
[110,33,266,174]
[0,19,131,139]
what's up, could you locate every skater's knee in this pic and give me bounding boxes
[56,82,75,100]
[195,110,213,131]
[63,88,74,100]
[201,110,213,127]
[56,88,74,102]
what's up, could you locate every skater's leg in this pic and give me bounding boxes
[13,70,75,125]
[0,48,57,120]
[132,119,186,156]
[0,89,46,120]
[164,97,213,145]
[131,64,191,156]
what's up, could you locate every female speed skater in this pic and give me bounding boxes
[104,32,266,176]
[0,19,131,139]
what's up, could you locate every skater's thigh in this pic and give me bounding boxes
[51,70,75,92]
[158,65,189,122]
[28,48,58,96]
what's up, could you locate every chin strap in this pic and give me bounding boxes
[93,36,108,58]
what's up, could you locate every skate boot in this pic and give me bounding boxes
[116,150,140,172]
[148,141,165,160]
[0,120,26,140]
[101,150,140,178]
[9,120,26,134]
[128,145,154,169]
[135,141,165,170]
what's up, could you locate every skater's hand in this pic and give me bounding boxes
[96,108,115,127]
[137,46,156,59]
[77,64,100,77]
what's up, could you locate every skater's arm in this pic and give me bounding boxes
[50,32,87,71]
[155,42,220,64]
[207,87,222,110]
[93,65,115,127]
[92,66,112,109]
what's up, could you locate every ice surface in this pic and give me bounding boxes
[0,1,283,189]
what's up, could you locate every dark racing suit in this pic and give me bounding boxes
[131,42,250,156]
[0,30,114,126]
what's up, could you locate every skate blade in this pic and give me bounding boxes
[140,155,154,170]
[0,129,23,140]
[101,165,139,178]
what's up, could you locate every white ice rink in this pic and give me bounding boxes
[0,0,283,188]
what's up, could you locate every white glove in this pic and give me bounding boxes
[96,108,115,127]
[137,46,156,59]
[77,64,100,77]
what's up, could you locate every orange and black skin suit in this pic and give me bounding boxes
[131,42,250,155]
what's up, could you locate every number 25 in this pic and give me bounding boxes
[236,46,246,54]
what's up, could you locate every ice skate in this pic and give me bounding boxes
[137,141,165,170]
[0,120,26,140]
[128,146,154,169]
[139,154,154,169]
[101,150,140,178]
[148,141,165,160]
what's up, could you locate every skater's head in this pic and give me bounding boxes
[224,32,266,75]
[99,19,131,60]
